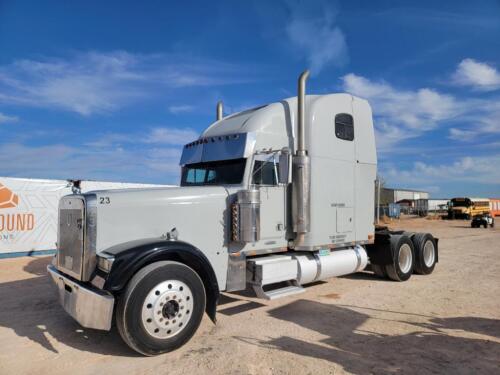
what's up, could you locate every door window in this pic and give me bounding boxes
[252,159,279,185]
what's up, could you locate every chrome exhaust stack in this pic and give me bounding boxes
[292,70,311,249]
[216,101,224,121]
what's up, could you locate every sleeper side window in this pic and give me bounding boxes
[335,113,354,141]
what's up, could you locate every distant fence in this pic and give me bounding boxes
[378,204,401,219]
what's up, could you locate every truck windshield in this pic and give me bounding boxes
[181,158,246,186]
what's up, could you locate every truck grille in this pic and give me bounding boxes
[57,197,85,279]
[56,194,97,281]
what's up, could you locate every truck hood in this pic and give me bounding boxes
[91,186,229,253]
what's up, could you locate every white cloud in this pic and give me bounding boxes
[342,72,500,148]
[85,126,198,148]
[145,127,198,145]
[84,133,134,148]
[0,112,18,124]
[384,155,500,186]
[168,105,195,114]
[453,58,500,91]
[0,142,182,184]
[285,1,348,74]
[0,126,197,182]
[0,51,250,116]
[448,127,476,140]
[341,73,462,150]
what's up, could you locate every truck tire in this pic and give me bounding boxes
[411,233,437,275]
[385,235,414,282]
[371,264,387,278]
[116,261,206,356]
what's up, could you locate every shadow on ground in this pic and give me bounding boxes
[4,257,500,372]
[237,299,500,374]
[0,257,137,356]
[340,271,390,282]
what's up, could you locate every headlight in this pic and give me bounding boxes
[97,253,115,273]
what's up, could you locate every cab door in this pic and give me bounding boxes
[249,153,288,250]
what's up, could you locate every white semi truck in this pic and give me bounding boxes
[48,71,438,356]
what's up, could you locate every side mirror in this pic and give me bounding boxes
[278,150,291,184]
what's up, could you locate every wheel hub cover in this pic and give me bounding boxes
[141,280,194,339]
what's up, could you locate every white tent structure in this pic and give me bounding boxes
[0,177,172,258]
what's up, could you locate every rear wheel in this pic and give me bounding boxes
[412,233,437,275]
[116,261,206,356]
[385,235,415,282]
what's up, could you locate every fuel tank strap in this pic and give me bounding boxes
[313,253,322,281]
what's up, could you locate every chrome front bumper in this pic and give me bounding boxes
[47,264,114,331]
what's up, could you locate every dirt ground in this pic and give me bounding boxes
[0,217,499,375]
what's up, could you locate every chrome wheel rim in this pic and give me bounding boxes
[141,280,194,339]
[398,244,412,274]
[423,240,435,267]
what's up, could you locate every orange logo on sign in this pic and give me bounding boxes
[0,183,19,209]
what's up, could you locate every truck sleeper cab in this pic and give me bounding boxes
[47,71,438,356]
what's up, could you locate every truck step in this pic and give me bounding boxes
[246,255,299,285]
[246,255,304,300]
[252,283,305,300]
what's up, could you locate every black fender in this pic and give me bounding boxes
[102,238,220,323]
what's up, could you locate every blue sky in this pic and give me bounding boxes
[1,0,499,197]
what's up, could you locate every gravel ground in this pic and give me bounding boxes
[0,217,499,375]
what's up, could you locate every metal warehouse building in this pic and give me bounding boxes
[380,187,429,205]
[428,198,449,212]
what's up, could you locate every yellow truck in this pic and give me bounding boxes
[448,197,490,220]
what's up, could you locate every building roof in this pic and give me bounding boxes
[384,187,429,193]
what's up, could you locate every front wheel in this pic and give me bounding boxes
[116,261,206,356]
